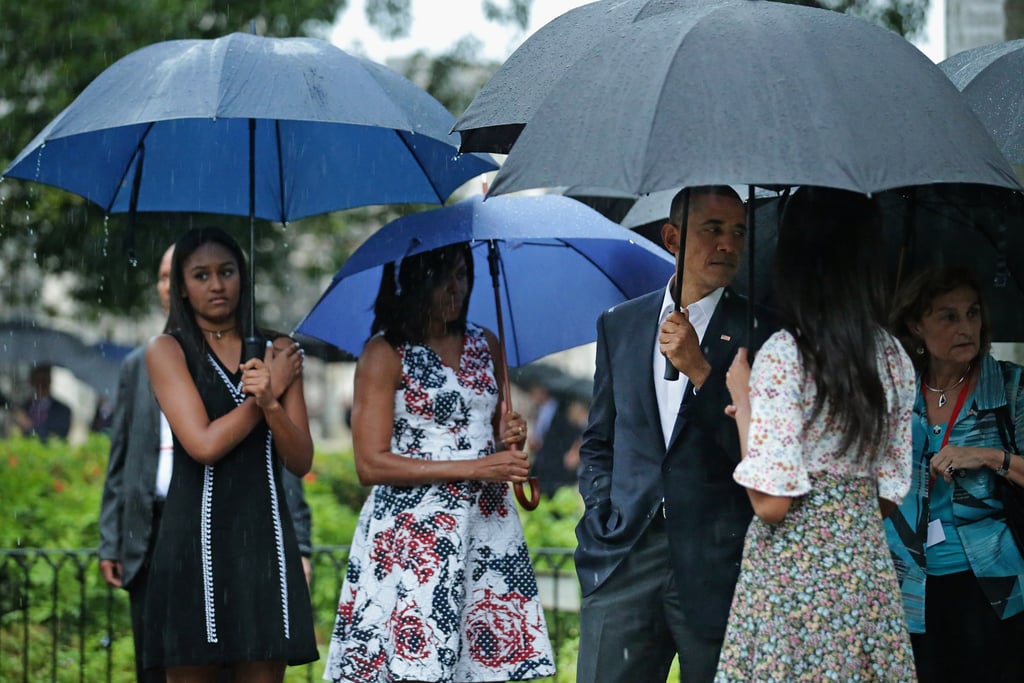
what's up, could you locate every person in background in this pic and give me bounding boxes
[91,396,115,434]
[0,389,14,436]
[575,186,768,682]
[886,264,1024,682]
[526,380,559,454]
[143,227,317,681]
[324,241,555,683]
[716,186,916,681]
[98,244,309,682]
[560,396,590,481]
[529,383,583,497]
[15,364,72,441]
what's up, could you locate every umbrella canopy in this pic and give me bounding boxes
[0,319,125,398]
[940,39,1024,167]
[569,185,778,229]
[454,0,669,153]
[485,1,1020,197]
[295,194,675,367]
[2,32,496,222]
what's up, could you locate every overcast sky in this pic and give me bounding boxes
[331,0,946,64]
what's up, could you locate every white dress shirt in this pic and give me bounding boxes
[653,284,724,447]
[155,412,174,499]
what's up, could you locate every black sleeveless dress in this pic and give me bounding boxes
[143,334,318,669]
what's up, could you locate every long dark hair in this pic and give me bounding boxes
[773,186,895,464]
[889,265,990,374]
[165,226,253,374]
[371,242,474,347]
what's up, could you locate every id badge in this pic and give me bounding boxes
[926,518,946,548]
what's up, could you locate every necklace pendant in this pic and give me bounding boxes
[938,392,947,408]
[215,331,222,340]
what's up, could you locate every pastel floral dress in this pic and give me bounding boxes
[715,330,918,682]
[324,324,555,683]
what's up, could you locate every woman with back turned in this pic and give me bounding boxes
[716,187,916,681]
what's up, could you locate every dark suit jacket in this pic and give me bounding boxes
[22,397,72,441]
[99,346,312,588]
[98,347,161,588]
[575,287,772,637]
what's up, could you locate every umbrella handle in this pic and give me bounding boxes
[487,239,541,512]
[514,476,541,510]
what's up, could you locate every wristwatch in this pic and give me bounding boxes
[996,450,1013,477]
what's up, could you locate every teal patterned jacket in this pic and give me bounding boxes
[884,353,1024,633]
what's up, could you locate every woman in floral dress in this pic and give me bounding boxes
[324,242,555,683]
[715,187,917,682]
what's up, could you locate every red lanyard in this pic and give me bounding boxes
[926,378,971,489]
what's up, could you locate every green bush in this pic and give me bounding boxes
[0,436,589,682]
[1,435,135,682]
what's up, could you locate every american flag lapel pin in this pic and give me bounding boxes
[720,334,732,342]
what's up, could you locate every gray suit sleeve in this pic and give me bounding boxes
[282,469,312,557]
[98,352,140,561]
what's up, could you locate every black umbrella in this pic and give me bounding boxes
[478,1,1021,377]
[453,0,673,154]
[486,2,1019,197]
[940,39,1024,167]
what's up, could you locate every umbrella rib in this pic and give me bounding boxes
[493,242,520,365]
[394,130,444,202]
[275,120,286,224]
[106,122,155,215]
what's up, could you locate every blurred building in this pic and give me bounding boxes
[947,0,1020,56]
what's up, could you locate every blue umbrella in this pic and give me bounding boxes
[1,32,496,353]
[296,194,675,367]
[297,193,674,509]
[2,32,496,221]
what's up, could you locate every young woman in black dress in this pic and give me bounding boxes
[145,226,317,682]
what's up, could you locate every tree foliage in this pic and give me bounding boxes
[782,0,929,38]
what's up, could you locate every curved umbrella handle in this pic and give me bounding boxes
[487,240,540,513]
[514,476,541,511]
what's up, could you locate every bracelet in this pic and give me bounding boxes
[996,450,1013,477]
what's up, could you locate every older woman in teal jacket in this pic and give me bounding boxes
[887,265,1024,683]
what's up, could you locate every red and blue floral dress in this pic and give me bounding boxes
[324,324,555,683]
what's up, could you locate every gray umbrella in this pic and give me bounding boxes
[0,319,124,398]
[486,1,1020,197]
[453,0,683,153]
[940,39,1024,166]
[569,185,777,230]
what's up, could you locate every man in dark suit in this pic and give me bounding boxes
[15,364,72,440]
[98,245,313,682]
[575,185,770,682]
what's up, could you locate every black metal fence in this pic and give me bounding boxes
[0,546,578,682]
